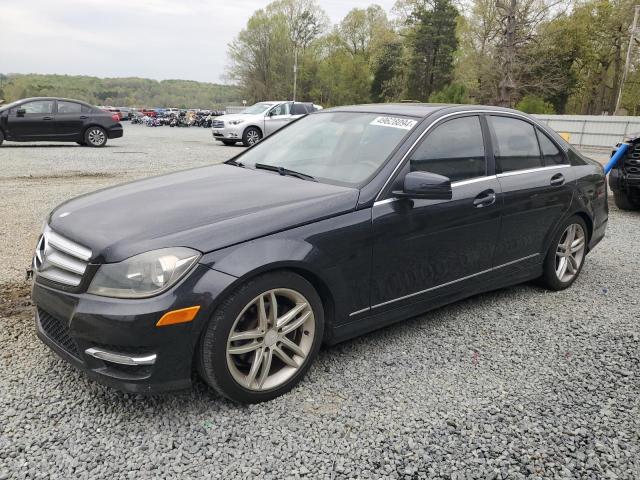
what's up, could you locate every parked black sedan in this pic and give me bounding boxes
[0,97,123,147]
[31,104,607,403]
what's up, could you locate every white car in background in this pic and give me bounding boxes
[212,101,321,146]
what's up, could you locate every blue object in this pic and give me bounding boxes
[604,143,629,175]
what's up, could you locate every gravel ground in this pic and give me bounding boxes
[1,127,639,479]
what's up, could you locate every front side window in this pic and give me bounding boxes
[490,116,542,173]
[57,101,82,114]
[269,103,290,116]
[20,100,54,115]
[238,112,417,186]
[409,116,486,182]
[537,129,566,165]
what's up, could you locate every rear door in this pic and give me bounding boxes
[55,101,85,138]
[6,100,56,139]
[489,115,573,266]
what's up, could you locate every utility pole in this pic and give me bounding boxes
[616,5,640,114]
[293,48,298,102]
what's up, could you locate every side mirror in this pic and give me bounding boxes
[393,171,452,200]
[16,108,26,117]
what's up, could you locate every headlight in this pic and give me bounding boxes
[227,120,245,125]
[87,247,200,298]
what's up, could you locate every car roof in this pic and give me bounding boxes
[1,97,94,106]
[325,103,531,119]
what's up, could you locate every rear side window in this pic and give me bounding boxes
[57,101,82,114]
[81,105,94,113]
[490,116,542,173]
[536,129,566,165]
[409,116,486,182]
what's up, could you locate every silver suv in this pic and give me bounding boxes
[212,101,320,146]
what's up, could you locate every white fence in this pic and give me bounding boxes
[225,106,245,114]
[533,114,640,148]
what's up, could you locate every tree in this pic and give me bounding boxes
[371,40,404,102]
[404,0,459,101]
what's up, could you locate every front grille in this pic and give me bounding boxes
[33,226,91,287]
[38,308,80,358]
[212,120,224,128]
[625,144,640,172]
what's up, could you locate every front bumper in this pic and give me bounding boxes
[32,264,237,394]
[211,124,243,141]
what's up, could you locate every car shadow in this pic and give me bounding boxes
[1,144,115,148]
[67,282,542,413]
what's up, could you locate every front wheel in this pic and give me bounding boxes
[613,191,640,211]
[242,127,262,147]
[84,126,107,147]
[197,271,324,403]
[539,216,588,291]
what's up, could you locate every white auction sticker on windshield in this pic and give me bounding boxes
[370,116,417,130]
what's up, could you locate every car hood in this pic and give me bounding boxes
[49,165,360,263]
[216,113,262,123]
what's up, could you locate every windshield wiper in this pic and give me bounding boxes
[254,163,317,182]
[225,159,244,167]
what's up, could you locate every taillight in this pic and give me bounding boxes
[111,114,120,122]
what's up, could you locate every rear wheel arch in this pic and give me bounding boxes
[573,211,593,246]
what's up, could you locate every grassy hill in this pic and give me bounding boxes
[0,73,243,108]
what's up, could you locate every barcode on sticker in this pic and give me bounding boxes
[370,116,417,130]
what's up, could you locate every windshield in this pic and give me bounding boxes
[237,112,418,186]
[242,102,274,115]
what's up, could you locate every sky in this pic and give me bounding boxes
[0,0,398,84]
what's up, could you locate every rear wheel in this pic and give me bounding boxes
[197,271,323,403]
[84,126,107,148]
[221,140,236,146]
[242,127,262,147]
[613,191,640,211]
[539,216,588,291]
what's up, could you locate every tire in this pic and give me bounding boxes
[197,271,324,403]
[242,127,262,147]
[613,191,640,211]
[539,216,588,291]
[84,126,108,148]
[221,140,236,146]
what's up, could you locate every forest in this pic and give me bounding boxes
[227,0,640,114]
[0,74,242,109]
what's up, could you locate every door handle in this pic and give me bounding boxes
[79,115,88,119]
[42,116,53,121]
[473,189,496,208]
[550,173,565,186]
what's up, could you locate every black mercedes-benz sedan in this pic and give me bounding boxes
[31,104,608,402]
[0,97,123,147]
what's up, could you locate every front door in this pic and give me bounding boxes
[370,115,502,312]
[7,100,56,140]
[264,102,292,136]
[487,115,574,265]
[55,100,85,138]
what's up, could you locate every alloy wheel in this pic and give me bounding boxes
[87,128,106,146]
[226,288,315,391]
[246,129,260,145]
[555,223,586,282]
